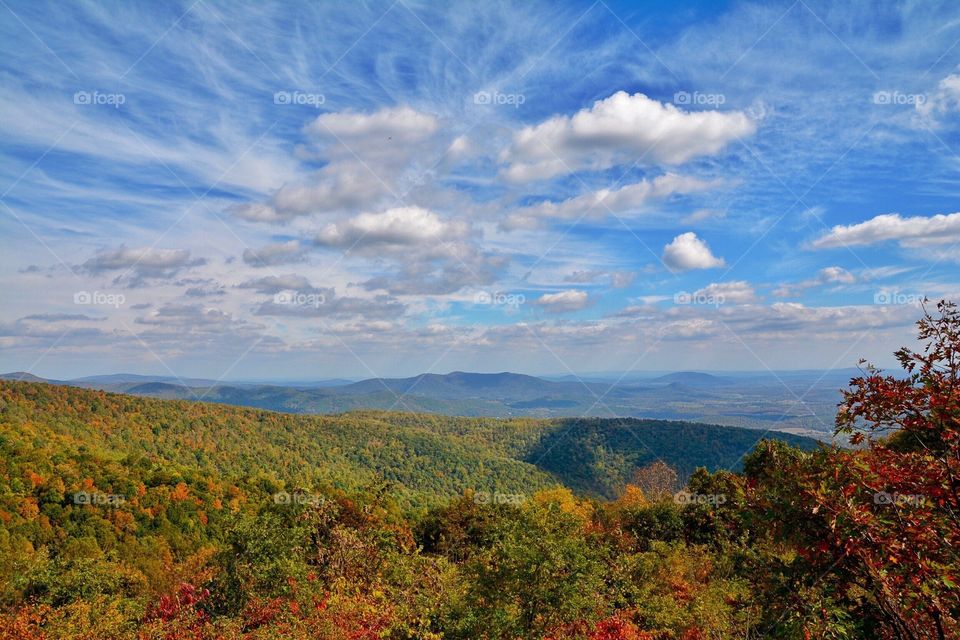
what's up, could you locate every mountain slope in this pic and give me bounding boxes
[334,370,601,399]
[0,380,818,507]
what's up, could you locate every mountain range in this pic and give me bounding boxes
[0,369,853,438]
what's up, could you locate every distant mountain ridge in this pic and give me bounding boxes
[652,372,734,386]
[0,372,52,383]
[0,370,849,436]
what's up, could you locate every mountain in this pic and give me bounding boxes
[334,371,598,399]
[0,380,818,505]
[0,371,52,383]
[0,370,844,436]
[651,372,734,387]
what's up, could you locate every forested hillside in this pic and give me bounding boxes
[0,381,814,509]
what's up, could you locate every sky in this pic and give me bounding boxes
[1,0,959,381]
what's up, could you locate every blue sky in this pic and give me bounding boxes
[2,0,959,380]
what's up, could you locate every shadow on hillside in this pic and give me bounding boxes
[523,417,819,499]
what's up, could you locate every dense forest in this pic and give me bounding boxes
[1,302,958,638]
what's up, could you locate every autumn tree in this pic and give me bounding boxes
[748,300,960,639]
[631,461,679,502]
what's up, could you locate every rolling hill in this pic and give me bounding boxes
[0,380,818,508]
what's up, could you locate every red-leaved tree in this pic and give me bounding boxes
[752,300,959,638]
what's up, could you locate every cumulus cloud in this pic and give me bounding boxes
[662,232,725,271]
[0,315,107,343]
[503,173,717,229]
[315,206,469,249]
[80,245,205,283]
[136,303,241,327]
[692,281,758,304]
[242,240,310,266]
[231,163,392,223]
[237,274,314,294]
[812,212,960,249]
[772,266,856,297]
[177,278,226,298]
[254,292,405,320]
[362,245,508,296]
[534,289,591,313]
[229,106,443,225]
[312,207,504,296]
[305,105,439,146]
[501,91,756,182]
[818,266,856,284]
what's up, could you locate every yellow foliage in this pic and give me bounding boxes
[531,486,593,523]
[615,484,650,510]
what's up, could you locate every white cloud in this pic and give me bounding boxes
[313,208,504,296]
[242,240,309,266]
[916,73,960,123]
[682,208,725,224]
[812,212,960,249]
[254,292,406,320]
[306,105,439,145]
[818,266,855,284]
[534,289,591,313]
[237,274,313,294]
[501,91,756,182]
[693,281,758,304]
[502,173,716,229]
[315,206,469,249]
[773,266,856,297]
[230,162,392,223]
[80,246,205,283]
[447,135,474,159]
[610,271,636,288]
[662,232,725,271]
[230,106,444,225]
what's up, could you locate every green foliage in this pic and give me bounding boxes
[455,499,607,638]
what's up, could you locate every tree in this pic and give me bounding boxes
[631,461,679,502]
[830,300,960,638]
[749,300,960,639]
